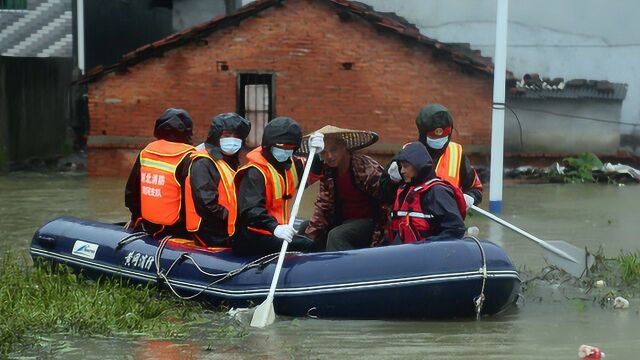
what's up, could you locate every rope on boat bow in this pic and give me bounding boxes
[468,236,488,320]
[153,236,301,300]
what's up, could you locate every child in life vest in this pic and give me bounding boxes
[389,142,467,244]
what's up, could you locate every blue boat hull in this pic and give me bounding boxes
[30,217,520,319]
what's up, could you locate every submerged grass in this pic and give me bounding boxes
[0,254,242,357]
[521,249,640,307]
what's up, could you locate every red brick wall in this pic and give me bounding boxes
[88,0,492,176]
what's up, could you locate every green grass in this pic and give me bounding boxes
[0,254,234,357]
[618,251,640,285]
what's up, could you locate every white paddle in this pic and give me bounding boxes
[471,205,594,278]
[250,146,318,328]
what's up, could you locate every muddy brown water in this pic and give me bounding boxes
[1,172,639,359]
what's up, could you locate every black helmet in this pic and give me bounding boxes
[261,117,302,148]
[415,104,454,142]
[206,112,251,145]
[154,108,193,144]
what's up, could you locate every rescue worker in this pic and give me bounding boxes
[301,126,389,250]
[386,104,483,209]
[232,117,324,255]
[390,142,467,243]
[184,113,250,247]
[125,108,195,237]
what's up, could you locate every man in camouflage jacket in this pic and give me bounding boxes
[305,143,389,250]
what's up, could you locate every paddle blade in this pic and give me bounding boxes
[543,240,595,278]
[250,298,276,328]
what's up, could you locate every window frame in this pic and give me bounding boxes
[236,72,276,146]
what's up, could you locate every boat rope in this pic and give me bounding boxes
[153,236,301,300]
[115,231,149,251]
[468,236,488,320]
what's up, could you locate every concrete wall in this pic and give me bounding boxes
[505,99,622,155]
[354,0,640,134]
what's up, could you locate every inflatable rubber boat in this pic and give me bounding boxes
[30,217,520,319]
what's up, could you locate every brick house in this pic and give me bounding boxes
[81,0,500,176]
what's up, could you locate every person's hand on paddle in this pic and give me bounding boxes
[308,132,324,152]
[463,194,475,209]
[387,161,402,183]
[274,224,296,243]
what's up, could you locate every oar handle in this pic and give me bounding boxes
[288,147,317,226]
[265,147,317,302]
[470,205,578,263]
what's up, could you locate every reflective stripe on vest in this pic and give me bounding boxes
[391,211,434,219]
[139,140,194,226]
[236,147,300,226]
[436,142,463,187]
[185,149,237,236]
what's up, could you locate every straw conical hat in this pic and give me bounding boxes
[299,125,379,154]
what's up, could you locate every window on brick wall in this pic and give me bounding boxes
[0,0,27,10]
[237,73,274,147]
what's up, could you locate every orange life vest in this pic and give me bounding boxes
[139,140,194,226]
[184,148,237,236]
[235,147,300,230]
[435,141,463,187]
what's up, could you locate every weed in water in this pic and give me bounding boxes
[520,248,640,308]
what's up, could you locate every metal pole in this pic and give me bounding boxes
[77,0,85,74]
[489,0,509,214]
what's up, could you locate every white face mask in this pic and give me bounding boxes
[219,137,242,155]
[271,147,294,162]
[426,136,448,150]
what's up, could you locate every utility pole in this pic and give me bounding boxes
[489,0,509,213]
[77,0,85,74]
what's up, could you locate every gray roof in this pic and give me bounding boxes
[0,0,72,58]
[509,75,627,101]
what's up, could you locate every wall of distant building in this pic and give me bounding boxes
[354,0,640,136]
[172,0,241,31]
[0,56,73,169]
[83,0,173,70]
[504,99,622,155]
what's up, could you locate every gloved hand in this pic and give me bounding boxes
[387,161,402,183]
[463,193,475,209]
[308,132,324,152]
[273,224,296,243]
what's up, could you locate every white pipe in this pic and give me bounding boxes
[77,0,85,74]
[489,0,509,213]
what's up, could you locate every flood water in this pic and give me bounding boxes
[1,172,639,359]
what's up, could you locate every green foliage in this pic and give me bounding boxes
[561,152,603,183]
[0,256,212,356]
[618,251,640,285]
